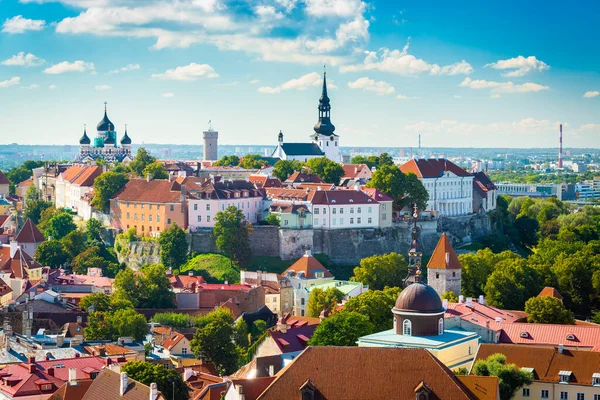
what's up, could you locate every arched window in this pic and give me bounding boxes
[435,272,440,279]
[403,319,412,336]
[438,318,444,335]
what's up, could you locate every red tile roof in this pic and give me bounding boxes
[285,172,324,184]
[17,179,33,188]
[170,274,206,291]
[538,287,564,301]
[60,166,102,187]
[113,179,183,203]
[198,283,254,291]
[0,245,43,278]
[0,171,9,185]
[444,300,527,330]
[269,325,317,355]
[310,189,378,205]
[162,332,187,351]
[427,233,461,270]
[283,254,332,279]
[249,175,283,188]
[81,369,166,400]
[15,219,45,243]
[229,377,276,400]
[400,158,472,178]
[499,323,600,350]
[361,187,393,202]
[341,164,370,179]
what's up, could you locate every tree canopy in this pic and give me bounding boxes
[366,165,428,211]
[306,287,345,317]
[272,159,304,181]
[44,211,76,240]
[525,296,574,325]
[191,308,239,375]
[158,223,188,270]
[342,287,400,332]
[472,353,533,400]
[129,148,157,176]
[142,161,169,180]
[309,311,374,346]
[305,157,344,184]
[121,361,190,400]
[91,172,128,212]
[351,252,408,290]
[213,206,252,268]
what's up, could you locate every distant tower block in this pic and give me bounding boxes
[203,123,218,161]
[558,124,563,169]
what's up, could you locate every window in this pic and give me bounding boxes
[141,203,145,209]
[577,394,585,400]
[149,204,153,210]
[438,318,444,335]
[301,310,305,316]
[382,213,386,220]
[314,208,319,215]
[541,390,549,399]
[126,212,130,218]
[314,218,319,226]
[593,375,600,386]
[435,272,440,279]
[403,319,412,336]
[452,271,456,277]
[167,218,171,224]
[350,208,354,214]
[322,208,326,214]
[350,218,354,224]
[368,207,372,213]
[357,207,361,214]
[368,218,372,224]
[157,215,160,222]
[340,218,344,224]
[340,208,344,214]
[284,220,289,226]
[356,217,361,223]
[468,346,472,355]
[194,204,198,211]
[593,395,600,400]
[522,388,530,397]
[182,348,188,355]
[332,218,336,226]
[141,214,145,222]
[560,373,571,383]
[561,392,568,400]
[198,215,201,222]
[134,213,137,221]
[41,384,53,391]
[149,215,152,222]
[332,208,336,214]
[207,216,211,222]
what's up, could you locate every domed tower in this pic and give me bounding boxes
[120,124,132,155]
[310,67,341,163]
[393,281,445,337]
[79,125,91,155]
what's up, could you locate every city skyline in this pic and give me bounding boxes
[1,0,599,148]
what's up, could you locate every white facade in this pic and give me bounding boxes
[421,172,474,216]
[55,177,95,220]
[310,202,380,229]
[187,197,262,230]
[289,275,335,317]
[314,134,342,163]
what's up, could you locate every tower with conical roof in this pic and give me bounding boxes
[310,67,341,163]
[426,233,462,296]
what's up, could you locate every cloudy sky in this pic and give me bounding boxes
[1,0,599,148]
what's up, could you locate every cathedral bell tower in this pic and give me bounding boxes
[310,67,341,163]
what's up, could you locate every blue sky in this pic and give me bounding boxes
[0,0,599,148]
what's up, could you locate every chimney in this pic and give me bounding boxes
[558,344,564,354]
[45,354,51,361]
[305,249,312,257]
[68,368,77,385]
[106,357,112,366]
[47,367,54,377]
[188,271,193,276]
[146,174,152,182]
[75,353,80,358]
[56,335,65,347]
[268,365,275,376]
[445,252,450,265]
[442,299,449,309]
[478,295,485,305]
[28,357,36,373]
[150,382,158,400]
[120,372,128,395]
[466,297,473,308]
[458,295,464,303]
[183,368,193,381]
[77,316,82,324]
[9,241,19,258]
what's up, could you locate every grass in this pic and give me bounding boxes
[180,253,239,283]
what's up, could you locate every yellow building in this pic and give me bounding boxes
[475,344,600,400]
[358,280,479,371]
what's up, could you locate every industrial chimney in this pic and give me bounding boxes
[558,124,563,169]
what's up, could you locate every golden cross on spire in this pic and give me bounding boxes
[104,101,107,112]
[323,64,326,75]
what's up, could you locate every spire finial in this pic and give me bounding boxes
[125,123,127,132]
[84,124,86,133]
[104,101,107,113]
[323,63,326,76]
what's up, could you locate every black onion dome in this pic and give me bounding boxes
[97,110,115,132]
[394,283,444,314]
[120,130,131,145]
[79,128,91,145]
[104,135,115,145]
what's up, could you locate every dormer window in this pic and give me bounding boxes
[559,371,572,384]
[566,334,576,341]
[592,373,600,386]
[520,332,529,338]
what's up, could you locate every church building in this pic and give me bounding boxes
[76,103,133,163]
[272,71,342,163]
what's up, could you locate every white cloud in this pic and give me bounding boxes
[43,60,95,74]
[276,0,298,12]
[579,124,600,132]
[485,56,549,77]
[20,84,39,89]
[255,5,284,22]
[0,77,20,88]
[48,84,57,89]
[152,63,219,80]
[109,64,140,73]
[403,118,560,138]
[1,52,45,67]
[95,85,112,91]
[460,77,549,94]
[583,91,599,98]
[2,15,45,33]
[249,79,260,84]
[341,39,473,76]
[304,0,366,17]
[347,77,395,95]
[162,92,175,97]
[396,94,413,100]
[258,72,334,94]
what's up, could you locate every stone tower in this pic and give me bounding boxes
[426,233,462,296]
[203,125,218,161]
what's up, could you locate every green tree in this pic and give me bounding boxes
[71,246,120,276]
[351,252,408,290]
[191,309,239,375]
[309,311,374,346]
[129,148,157,176]
[213,206,252,268]
[86,218,103,243]
[377,152,394,167]
[44,212,76,240]
[524,296,574,324]
[265,214,280,226]
[441,291,459,302]
[91,172,128,212]
[514,215,539,247]
[143,161,169,180]
[111,308,148,341]
[121,361,191,400]
[472,353,533,400]
[138,264,176,308]
[305,157,344,183]
[25,184,41,204]
[61,230,87,262]
[459,249,519,297]
[158,223,188,270]
[484,258,541,310]
[24,200,52,224]
[238,154,267,169]
[272,159,304,181]
[342,287,401,331]
[113,268,141,306]
[34,240,67,268]
[151,312,196,328]
[306,287,345,317]
[402,172,429,211]
[233,319,249,349]
[367,165,428,211]
[84,311,114,341]
[213,155,240,167]
[79,292,112,313]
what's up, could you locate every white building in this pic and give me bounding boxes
[55,165,102,220]
[400,158,474,216]
[310,189,381,229]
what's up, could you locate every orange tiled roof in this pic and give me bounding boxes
[283,254,332,279]
[341,164,370,179]
[162,332,186,350]
[60,165,102,186]
[457,376,499,400]
[113,179,183,203]
[427,233,461,270]
[537,286,564,300]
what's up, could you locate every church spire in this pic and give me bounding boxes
[313,66,336,137]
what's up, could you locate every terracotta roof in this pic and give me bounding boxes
[17,178,33,188]
[257,347,478,400]
[48,380,93,400]
[283,254,332,279]
[81,369,166,400]
[268,203,309,214]
[113,179,183,203]
[249,175,283,188]
[311,189,378,205]
[269,315,321,354]
[475,344,600,385]
[162,332,187,350]
[294,182,335,190]
[285,172,324,184]
[170,274,206,291]
[187,180,262,201]
[444,301,527,330]
[197,283,254,291]
[361,187,393,202]
[0,245,43,279]
[0,171,9,185]
[538,287,564,301]
[0,278,13,296]
[457,376,499,400]
[229,377,276,400]
[83,344,136,357]
[498,323,600,350]
[60,166,102,186]
[427,233,461,270]
[15,219,45,243]
[400,158,472,179]
[264,188,312,201]
[341,164,370,179]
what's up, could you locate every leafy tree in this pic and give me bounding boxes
[472,353,533,400]
[121,361,191,400]
[367,165,428,211]
[72,246,120,276]
[37,206,57,232]
[24,200,52,224]
[272,159,304,181]
[265,214,280,226]
[113,268,141,306]
[158,223,188,270]
[306,287,345,317]
[25,184,41,204]
[484,258,541,310]
[138,264,176,308]
[191,309,239,375]
[84,311,114,341]
[459,249,519,297]
[79,292,112,313]
[44,212,76,240]
[151,312,196,328]
[238,154,267,169]
[91,172,128,212]
[143,161,169,180]
[342,287,400,331]
[252,320,268,338]
[213,155,240,167]
[86,218,103,243]
[524,296,574,324]
[213,206,252,268]
[350,153,393,169]
[514,215,539,247]
[551,248,599,317]
[309,311,374,346]
[305,157,344,183]
[377,152,394,167]
[441,291,459,302]
[61,230,87,262]
[351,252,408,290]
[34,240,67,268]
[129,148,157,177]
[111,308,148,341]
[233,319,249,349]
[402,172,429,211]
